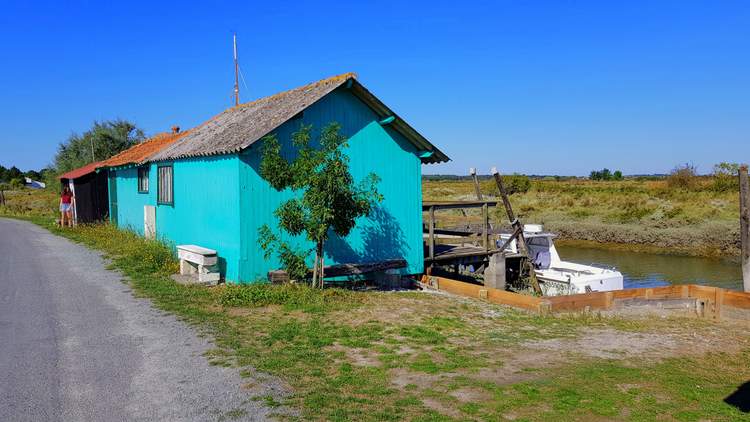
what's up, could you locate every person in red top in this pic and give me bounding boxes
[60,186,75,227]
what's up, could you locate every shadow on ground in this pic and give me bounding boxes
[725,381,750,413]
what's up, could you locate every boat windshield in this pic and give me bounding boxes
[527,236,552,270]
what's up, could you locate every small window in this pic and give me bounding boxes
[137,167,149,193]
[157,165,173,205]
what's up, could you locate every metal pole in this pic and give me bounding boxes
[233,33,240,106]
[740,165,749,292]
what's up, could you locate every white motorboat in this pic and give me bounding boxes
[498,224,624,296]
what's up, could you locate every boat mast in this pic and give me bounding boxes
[233,33,240,106]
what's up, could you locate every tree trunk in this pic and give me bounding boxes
[316,242,325,288]
[311,251,319,287]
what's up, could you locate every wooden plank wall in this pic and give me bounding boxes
[420,275,544,312]
[420,275,750,322]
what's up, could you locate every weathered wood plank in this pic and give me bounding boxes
[545,291,610,311]
[740,165,749,292]
[492,167,542,294]
[421,275,544,311]
[319,259,407,278]
[428,206,435,261]
[482,203,489,252]
[422,200,498,210]
[723,290,750,309]
[268,259,407,282]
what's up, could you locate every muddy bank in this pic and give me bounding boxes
[545,219,740,258]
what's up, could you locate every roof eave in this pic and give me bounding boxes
[347,79,450,164]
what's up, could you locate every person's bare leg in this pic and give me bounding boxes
[60,210,65,227]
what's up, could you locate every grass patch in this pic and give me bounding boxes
[220,283,361,312]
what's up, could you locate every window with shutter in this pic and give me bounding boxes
[157,165,173,205]
[137,167,149,193]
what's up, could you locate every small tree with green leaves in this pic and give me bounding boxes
[712,162,741,192]
[258,123,382,287]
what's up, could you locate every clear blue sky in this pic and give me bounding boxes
[1,0,748,175]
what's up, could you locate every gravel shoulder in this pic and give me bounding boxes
[0,218,282,421]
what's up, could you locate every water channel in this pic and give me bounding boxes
[556,244,743,291]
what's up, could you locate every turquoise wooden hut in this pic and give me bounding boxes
[108,73,449,283]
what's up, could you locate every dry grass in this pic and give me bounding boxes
[423,178,741,257]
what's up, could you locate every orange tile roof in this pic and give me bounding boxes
[58,160,106,180]
[99,130,190,168]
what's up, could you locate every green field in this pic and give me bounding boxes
[423,177,741,258]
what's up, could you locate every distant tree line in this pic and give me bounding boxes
[0,165,55,189]
[1,119,146,192]
[589,168,623,181]
[54,119,145,174]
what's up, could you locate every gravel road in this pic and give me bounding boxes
[0,218,284,421]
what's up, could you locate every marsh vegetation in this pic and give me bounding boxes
[423,175,741,258]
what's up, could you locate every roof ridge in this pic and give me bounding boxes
[143,72,357,163]
[99,129,193,168]
[231,72,356,112]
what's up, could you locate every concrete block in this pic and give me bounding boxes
[483,253,506,290]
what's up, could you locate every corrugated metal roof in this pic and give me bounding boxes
[58,160,105,180]
[100,131,189,168]
[146,73,449,164]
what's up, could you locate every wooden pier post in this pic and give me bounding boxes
[740,165,749,292]
[482,202,489,252]
[492,167,542,294]
[470,168,484,201]
[428,205,435,263]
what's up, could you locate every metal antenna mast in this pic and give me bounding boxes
[233,33,240,106]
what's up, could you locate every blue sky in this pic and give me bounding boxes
[0,0,748,175]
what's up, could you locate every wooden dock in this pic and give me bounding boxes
[422,199,523,289]
[423,200,501,263]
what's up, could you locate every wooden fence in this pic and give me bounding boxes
[420,275,750,323]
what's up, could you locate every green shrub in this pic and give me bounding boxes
[667,163,699,190]
[711,162,741,192]
[502,174,531,195]
[9,178,24,190]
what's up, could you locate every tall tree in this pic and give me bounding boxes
[258,123,382,287]
[7,166,22,181]
[53,119,145,174]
